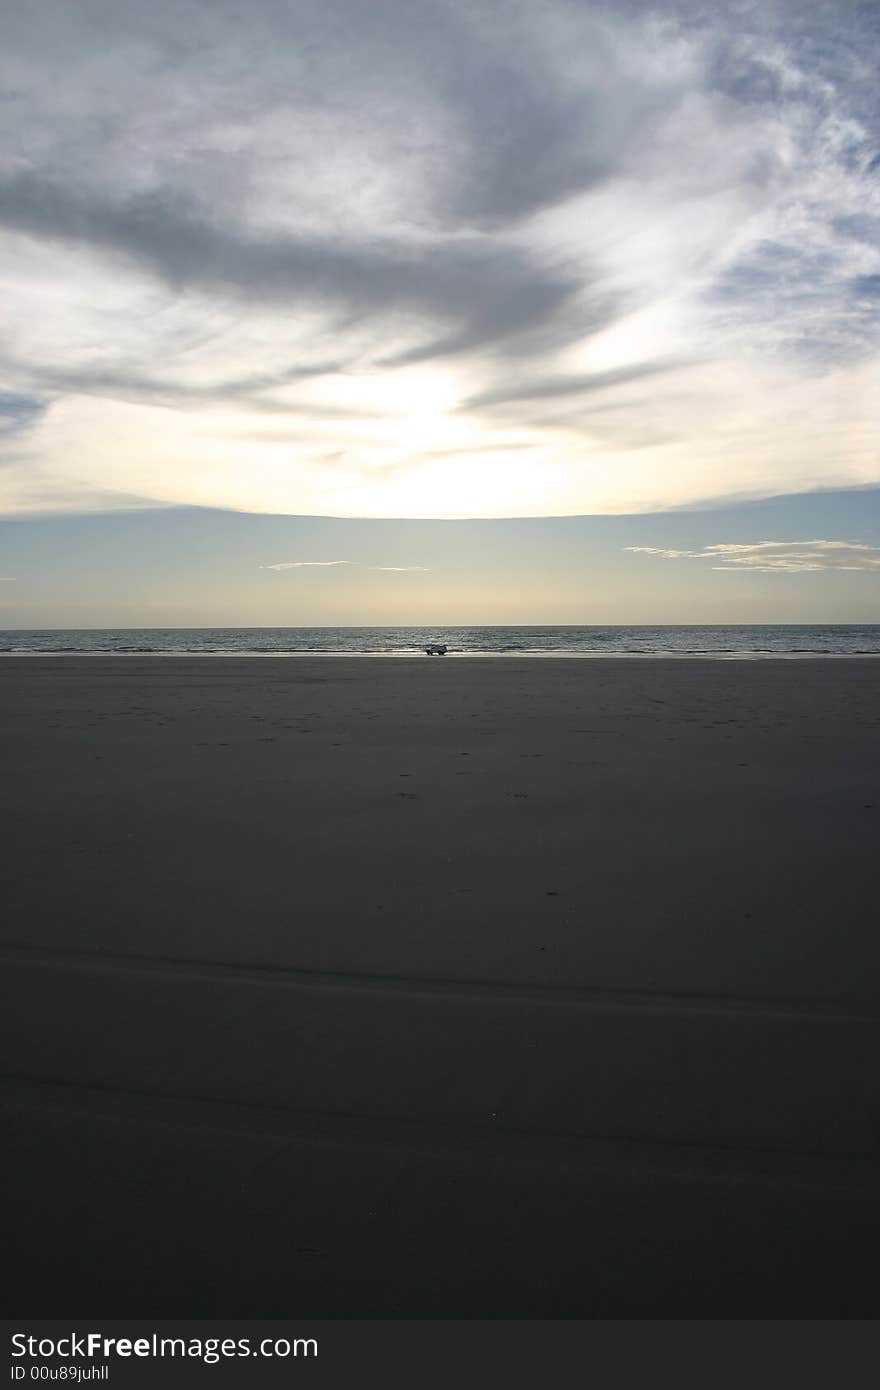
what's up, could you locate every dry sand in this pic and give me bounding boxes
[2,656,879,1315]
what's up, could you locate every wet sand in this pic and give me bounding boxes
[2,656,879,1315]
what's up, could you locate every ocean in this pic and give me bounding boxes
[2,625,880,656]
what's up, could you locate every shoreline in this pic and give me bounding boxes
[3,650,880,659]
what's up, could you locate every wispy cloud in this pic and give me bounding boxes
[261,560,428,573]
[626,541,880,573]
[261,560,351,570]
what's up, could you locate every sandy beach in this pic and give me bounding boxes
[3,656,879,1315]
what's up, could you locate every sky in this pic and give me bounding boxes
[2,488,880,627]
[1,0,878,623]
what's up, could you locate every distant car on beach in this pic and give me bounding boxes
[424,643,448,655]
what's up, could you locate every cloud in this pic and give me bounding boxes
[625,540,880,572]
[261,560,351,570]
[0,392,47,440]
[0,170,577,362]
[1,0,878,518]
[261,560,427,572]
[460,360,681,412]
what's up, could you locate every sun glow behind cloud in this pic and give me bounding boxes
[1,0,878,519]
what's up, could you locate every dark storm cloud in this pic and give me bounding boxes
[0,392,47,439]
[461,360,683,411]
[0,358,364,416]
[0,170,579,359]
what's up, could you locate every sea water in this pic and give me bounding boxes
[2,625,880,656]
